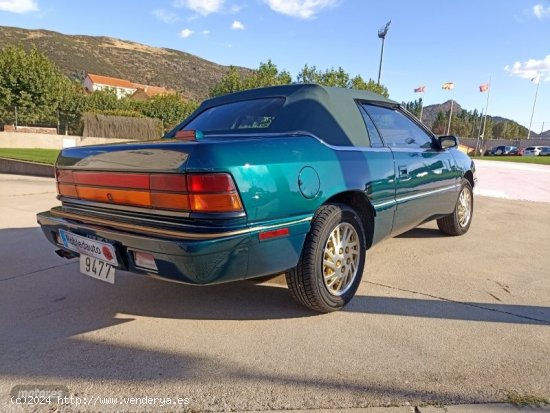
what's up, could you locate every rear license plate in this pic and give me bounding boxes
[79,255,115,284]
[58,229,118,266]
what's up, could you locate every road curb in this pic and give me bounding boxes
[0,157,54,178]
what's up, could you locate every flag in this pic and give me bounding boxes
[442,82,455,90]
[479,83,489,92]
[531,75,540,84]
[414,86,426,93]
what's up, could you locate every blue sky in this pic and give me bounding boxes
[1,0,549,131]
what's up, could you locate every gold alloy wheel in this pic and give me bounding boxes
[322,222,360,296]
[457,187,472,228]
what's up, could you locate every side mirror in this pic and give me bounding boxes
[438,135,458,149]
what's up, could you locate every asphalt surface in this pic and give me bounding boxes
[0,161,549,412]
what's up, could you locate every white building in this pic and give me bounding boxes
[83,73,137,99]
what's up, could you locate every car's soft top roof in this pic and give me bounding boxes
[177,84,399,146]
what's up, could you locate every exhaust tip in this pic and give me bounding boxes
[55,249,78,260]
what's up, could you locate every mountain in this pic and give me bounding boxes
[420,101,532,135]
[420,100,463,128]
[0,25,248,99]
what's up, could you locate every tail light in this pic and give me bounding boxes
[56,170,243,214]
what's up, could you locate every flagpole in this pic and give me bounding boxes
[446,93,454,135]
[480,79,491,144]
[419,92,424,123]
[475,108,484,155]
[527,75,540,139]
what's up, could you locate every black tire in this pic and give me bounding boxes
[285,203,366,313]
[437,181,474,236]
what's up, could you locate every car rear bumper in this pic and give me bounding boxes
[36,209,311,285]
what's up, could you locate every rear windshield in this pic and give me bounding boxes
[525,147,535,150]
[184,98,285,132]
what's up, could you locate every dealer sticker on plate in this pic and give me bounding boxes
[59,230,118,284]
[59,229,118,266]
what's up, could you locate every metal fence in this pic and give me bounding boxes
[459,137,550,153]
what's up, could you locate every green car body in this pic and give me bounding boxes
[37,84,476,311]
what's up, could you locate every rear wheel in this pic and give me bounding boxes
[437,181,473,236]
[286,203,366,312]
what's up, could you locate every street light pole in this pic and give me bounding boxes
[377,21,391,85]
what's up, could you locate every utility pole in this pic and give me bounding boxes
[377,21,391,85]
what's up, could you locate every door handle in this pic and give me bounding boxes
[398,165,411,181]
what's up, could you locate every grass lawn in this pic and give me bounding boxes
[473,156,550,165]
[0,148,60,165]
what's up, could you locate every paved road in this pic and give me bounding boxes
[474,159,550,203]
[0,168,549,412]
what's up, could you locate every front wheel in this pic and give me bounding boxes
[437,181,474,236]
[286,203,366,313]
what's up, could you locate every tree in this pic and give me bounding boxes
[297,65,389,97]
[245,59,292,89]
[0,45,70,125]
[209,66,248,97]
[58,80,88,134]
[210,60,292,97]
[403,98,423,118]
[84,89,121,112]
[211,60,390,98]
[350,75,389,97]
[140,94,198,131]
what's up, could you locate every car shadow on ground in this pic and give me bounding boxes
[2,228,549,325]
[396,227,446,238]
[1,227,549,404]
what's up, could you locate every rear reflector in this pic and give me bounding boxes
[133,251,158,271]
[259,228,290,241]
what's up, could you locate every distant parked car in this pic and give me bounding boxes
[488,145,519,156]
[524,146,549,156]
[539,147,550,156]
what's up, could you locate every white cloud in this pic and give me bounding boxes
[264,0,339,19]
[533,3,550,19]
[229,4,243,13]
[153,9,180,24]
[504,55,550,81]
[0,0,38,13]
[179,28,194,38]
[173,0,224,16]
[231,20,245,29]
[201,29,210,35]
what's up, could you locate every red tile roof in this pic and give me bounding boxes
[87,73,136,89]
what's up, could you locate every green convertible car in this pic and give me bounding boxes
[37,84,475,312]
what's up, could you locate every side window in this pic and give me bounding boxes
[363,104,434,149]
[358,104,384,147]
